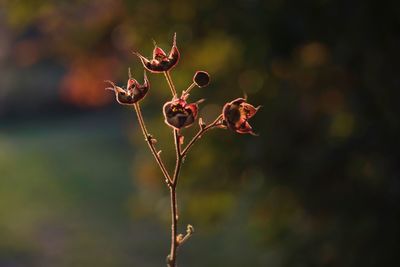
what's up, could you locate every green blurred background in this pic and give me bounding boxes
[0,0,399,266]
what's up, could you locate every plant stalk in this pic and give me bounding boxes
[133,103,172,185]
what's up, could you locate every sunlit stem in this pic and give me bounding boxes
[167,115,223,267]
[181,114,224,157]
[164,71,177,97]
[182,82,196,97]
[133,103,172,185]
[168,129,182,267]
[128,67,132,79]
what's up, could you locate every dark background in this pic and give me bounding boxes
[0,0,399,266]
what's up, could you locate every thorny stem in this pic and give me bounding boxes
[164,71,177,97]
[133,103,172,185]
[164,68,181,266]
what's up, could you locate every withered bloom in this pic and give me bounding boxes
[105,72,149,105]
[222,98,260,135]
[134,33,180,73]
[163,98,199,129]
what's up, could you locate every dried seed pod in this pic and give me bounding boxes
[222,98,260,135]
[163,98,199,129]
[134,33,180,73]
[105,72,149,105]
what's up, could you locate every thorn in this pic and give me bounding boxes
[173,32,177,46]
[132,51,144,61]
[104,80,115,87]
[196,98,205,105]
[152,38,157,47]
[150,138,157,144]
[179,135,184,145]
[199,117,206,129]
[157,150,162,156]
[250,131,260,137]
[128,68,132,79]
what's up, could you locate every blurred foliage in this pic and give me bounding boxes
[0,0,399,266]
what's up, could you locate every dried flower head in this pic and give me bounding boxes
[134,33,180,73]
[105,71,149,105]
[163,98,199,129]
[222,98,260,135]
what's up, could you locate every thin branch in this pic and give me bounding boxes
[168,130,182,267]
[182,82,196,97]
[181,114,224,157]
[172,129,182,184]
[164,71,177,97]
[133,103,173,185]
[167,184,178,267]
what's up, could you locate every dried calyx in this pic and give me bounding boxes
[134,33,180,73]
[163,97,199,130]
[222,98,261,135]
[105,70,149,105]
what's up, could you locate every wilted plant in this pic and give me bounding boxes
[105,33,260,267]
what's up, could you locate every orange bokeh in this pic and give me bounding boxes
[60,56,119,107]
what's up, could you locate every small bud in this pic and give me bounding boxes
[166,255,172,265]
[146,134,157,144]
[198,117,206,129]
[199,118,206,128]
[176,234,184,243]
[179,135,184,145]
[193,71,210,87]
[187,224,194,234]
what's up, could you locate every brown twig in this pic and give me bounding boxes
[133,103,172,186]
[181,114,224,157]
[163,69,181,266]
[163,71,222,267]
[167,129,181,267]
[164,71,177,97]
